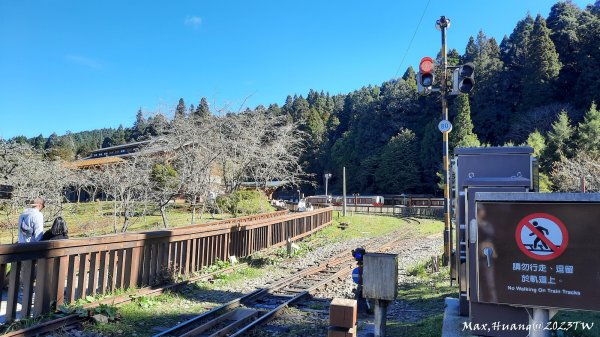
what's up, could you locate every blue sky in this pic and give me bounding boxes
[0,0,591,139]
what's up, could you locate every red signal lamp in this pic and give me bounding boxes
[419,57,434,73]
[418,57,435,88]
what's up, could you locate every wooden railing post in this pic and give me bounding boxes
[6,262,22,321]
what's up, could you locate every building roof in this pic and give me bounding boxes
[70,156,125,168]
[88,140,150,155]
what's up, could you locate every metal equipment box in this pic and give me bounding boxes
[452,147,535,336]
[363,253,398,301]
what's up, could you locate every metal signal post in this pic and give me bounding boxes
[438,16,451,266]
[416,16,475,267]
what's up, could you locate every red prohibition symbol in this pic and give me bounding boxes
[515,213,569,261]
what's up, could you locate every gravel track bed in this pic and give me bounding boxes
[191,222,414,298]
[250,232,444,337]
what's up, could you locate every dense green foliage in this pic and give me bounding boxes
[9,1,600,194]
[216,190,274,216]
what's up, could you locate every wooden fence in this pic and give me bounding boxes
[0,207,332,322]
[332,205,443,218]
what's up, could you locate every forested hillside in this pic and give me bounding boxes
[9,1,600,195]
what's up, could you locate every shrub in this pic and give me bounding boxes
[216,190,274,216]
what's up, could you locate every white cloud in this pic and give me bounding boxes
[66,54,102,69]
[184,16,202,30]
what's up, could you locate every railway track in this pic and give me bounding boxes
[154,226,414,337]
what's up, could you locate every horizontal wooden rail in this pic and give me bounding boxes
[0,207,332,322]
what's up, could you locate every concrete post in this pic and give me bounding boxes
[374,300,389,337]
[529,308,550,337]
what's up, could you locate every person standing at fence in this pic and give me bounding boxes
[42,217,69,241]
[18,197,45,243]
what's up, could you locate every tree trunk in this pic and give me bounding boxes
[121,215,129,232]
[113,199,118,233]
[142,199,148,227]
[200,201,207,220]
[191,201,196,224]
[160,204,169,228]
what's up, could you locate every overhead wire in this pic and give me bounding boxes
[393,0,432,78]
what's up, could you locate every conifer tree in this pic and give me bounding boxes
[547,1,581,88]
[526,130,546,158]
[175,98,186,119]
[576,102,600,156]
[450,94,480,149]
[281,95,293,116]
[521,15,562,111]
[267,103,281,116]
[463,36,478,63]
[495,14,534,139]
[32,134,45,150]
[501,14,534,67]
[375,129,420,193]
[110,125,126,146]
[307,108,325,145]
[134,108,146,131]
[419,120,441,194]
[543,111,574,167]
[590,0,600,16]
[401,67,417,92]
[469,32,505,143]
[573,9,600,107]
[447,49,461,66]
[291,96,310,122]
[194,97,210,119]
[45,133,59,150]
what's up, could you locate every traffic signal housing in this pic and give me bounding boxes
[451,62,475,94]
[352,247,366,264]
[417,57,435,96]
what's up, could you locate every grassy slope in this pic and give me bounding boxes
[315,213,442,241]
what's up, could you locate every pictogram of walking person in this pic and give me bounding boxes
[529,221,550,250]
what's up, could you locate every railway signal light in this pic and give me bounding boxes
[417,57,435,96]
[451,62,475,94]
[352,247,366,264]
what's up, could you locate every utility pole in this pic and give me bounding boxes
[438,16,451,266]
[343,167,347,216]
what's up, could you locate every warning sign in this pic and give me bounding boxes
[477,200,600,311]
[515,213,568,261]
